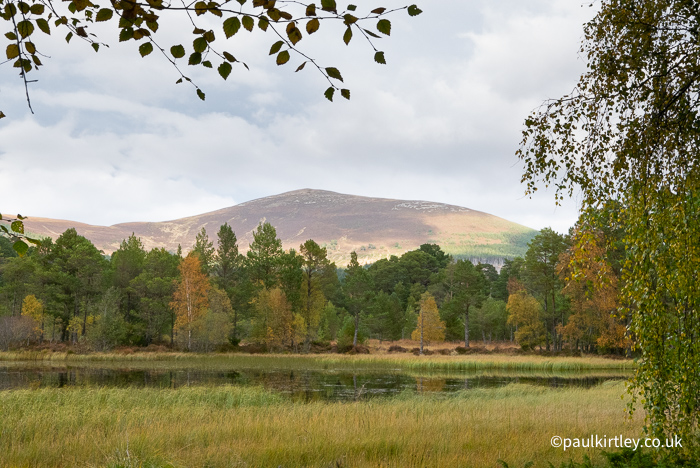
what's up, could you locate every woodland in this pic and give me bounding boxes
[0,213,627,357]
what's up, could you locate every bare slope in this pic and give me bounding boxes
[22,189,538,264]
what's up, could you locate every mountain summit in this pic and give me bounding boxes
[22,189,537,265]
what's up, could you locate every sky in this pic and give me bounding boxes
[0,0,596,235]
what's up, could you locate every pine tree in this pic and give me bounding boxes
[246,222,283,289]
[192,227,215,275]
[299,240,331,351]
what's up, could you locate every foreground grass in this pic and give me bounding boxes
[0,382,642,467]
[0,350,635,373]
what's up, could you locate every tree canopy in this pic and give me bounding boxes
[518,0,700,449]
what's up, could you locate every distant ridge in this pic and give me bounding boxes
[22,189,538,265]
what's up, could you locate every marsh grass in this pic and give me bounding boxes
[0,350,635,373]
[0,382,642,467]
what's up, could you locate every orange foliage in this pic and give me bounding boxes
[558,229,629,352]
[171,254,210,350]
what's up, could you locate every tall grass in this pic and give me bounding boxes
[0,350,636,373]
[0,382,642,467]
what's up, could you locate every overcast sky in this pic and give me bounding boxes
[0,0,595,234]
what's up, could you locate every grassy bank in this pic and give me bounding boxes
[0,382,641,467]
[0,350,636,373]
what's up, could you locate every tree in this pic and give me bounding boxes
[0,253,38,316]
[246,222,283,289]
[517,0,700,445]
[0,236,18,258]
[299,239,330,350]
[506,290,545,351]
[214,222,244,341]
[523,228,569,351]
[411,291,444,354]
[343,251,372,347]
[130,247,179,345]
[558,227,627,354]
[46,228,108,341]
[476,263,498,298]
[440,259,485,347]
[0,0,422,119]
[110,233,146,320]
[192,227,216,275]
[251,286,293,351]
[170,254,210,350]
[20,293,44,340]
[277,248,303,314]
[472,297,508,343]
[187,286,233,352]
[318,300,340,342]
[86,287,128,350]
[418,244,451,269]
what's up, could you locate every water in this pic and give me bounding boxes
[0,363,628,401]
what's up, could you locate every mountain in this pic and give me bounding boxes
[21,189,538,265]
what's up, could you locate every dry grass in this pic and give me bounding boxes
[0,349,635,376]
[0,382,642,467]
[367,339,521,353]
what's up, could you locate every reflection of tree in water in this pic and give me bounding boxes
[415,377,445,394]
[1,365,625,398]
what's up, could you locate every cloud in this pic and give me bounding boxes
[0,0,590,235]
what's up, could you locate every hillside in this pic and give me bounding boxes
[21,189,538,265]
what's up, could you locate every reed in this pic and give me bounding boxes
[0,350,636,373]
[0,382,643,467]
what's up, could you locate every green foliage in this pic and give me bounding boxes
[342,251,373,347]
[518,0,700,448]
[246,222,283,289]
[130,247,179,345]
[299,239,331,349]
[214,222,245,341]
[0,236,18,258]
[523,228,570,351]
[602,448,693,468]
[337,314,366,349]
[192,227,215,275]
[471,297,508,342]
[110,233,146,323]
[318,301,340,341]
[0,0,423,120]
[86,287,128,351]
[439,259,486,346]
[183,287,232,352]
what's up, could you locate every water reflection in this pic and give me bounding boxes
[0,364,627,401]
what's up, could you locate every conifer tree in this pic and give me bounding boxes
[192,227,215,275]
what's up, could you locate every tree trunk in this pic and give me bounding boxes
[464,305,470,348]
[420,308,424,355]
[82,298,89,337]
[232,309,238,342]
[353,312,359,347]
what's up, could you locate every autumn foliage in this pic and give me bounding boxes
[412,292,445,353]
[171,255,210,350]
[557,229,628,353]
